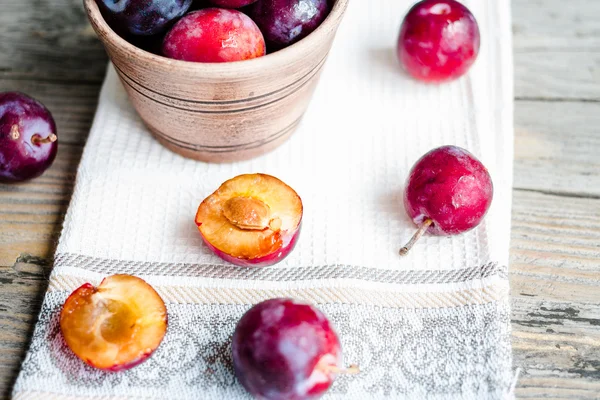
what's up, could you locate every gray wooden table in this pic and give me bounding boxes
[1,0,599,398]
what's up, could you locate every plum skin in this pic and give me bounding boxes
[250,0,330,50]
[232,298,341,400]
[162,8,266,62]
[404,145,493,236]
[0,92,57,183]
[397,0,480,82]
[199,223,301,267]
[95,0,193,36]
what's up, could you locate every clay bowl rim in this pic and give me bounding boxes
[84,0,350,78]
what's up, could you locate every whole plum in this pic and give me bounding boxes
[95,0,193,36]
[400,145,493,255]
[0,92,57,183]
[232,298,358,399]
[250,0,330,50]
[397,0,480,82]
[162,9,266,62]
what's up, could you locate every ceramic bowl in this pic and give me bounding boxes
[84,0,349,162]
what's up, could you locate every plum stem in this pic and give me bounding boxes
[31,133,57,145]
[324,364,361,375]
[399,218,433,256]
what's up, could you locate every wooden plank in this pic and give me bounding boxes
[515,52,600,101]
[514,101,600,197]
[0,74,99,269]
[0,144,84,267]
[510,190,600,398]
[511,190,600,272]
[0,258,51,398]
[512,0,600,50]
[0,0,107,84]
[512,0,600,101]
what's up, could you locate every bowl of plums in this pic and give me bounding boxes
[84,0,348,162]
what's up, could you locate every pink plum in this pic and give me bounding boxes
[397,0,480,82]
[400,145,493,255]
[162,8,266,62]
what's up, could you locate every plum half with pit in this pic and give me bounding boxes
[233,298,358,399]
[60,274,168,371]
[95,0,193,36]
[250,0,330,50]
[400,145,493,255]
[195,174,302,267]
[0,92,57,183]
[397,0,480,83]
[162,8,266,62]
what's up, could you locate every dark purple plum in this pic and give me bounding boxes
[400,145,493,255]
[95,0,193,36]
[127,33,166,55]
[190,0,211,9]
[0,92,57,183]
[249,0,330,50]
[233,298,357,399]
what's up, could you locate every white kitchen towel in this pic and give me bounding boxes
[13,0,514,398]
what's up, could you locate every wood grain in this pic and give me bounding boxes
[515,52,600,101]
[0,1,104,395]
[512,0,600,51]
[0,0,599,398]
[511,191,600,399]
[0,0,107,84]
[0,258,51,397]
[514,101,600,197]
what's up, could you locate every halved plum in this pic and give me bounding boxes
[59,274,168,371]
[195,174,303,267]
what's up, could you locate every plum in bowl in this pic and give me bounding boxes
[83,0,349,162]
